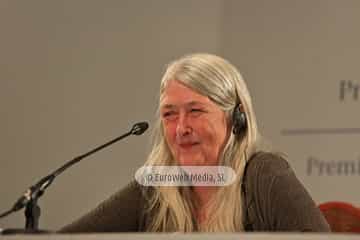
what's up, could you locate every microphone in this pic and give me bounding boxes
[131,122,149,135]
[0,121,149,231]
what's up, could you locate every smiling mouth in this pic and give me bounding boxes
[179,143,200,148]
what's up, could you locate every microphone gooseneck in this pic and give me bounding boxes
[0,121,149,231]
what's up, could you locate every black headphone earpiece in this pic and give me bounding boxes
[232,104,247,135]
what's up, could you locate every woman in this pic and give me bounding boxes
[59,53,330,232]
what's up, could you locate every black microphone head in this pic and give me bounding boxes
[131,122,149,135]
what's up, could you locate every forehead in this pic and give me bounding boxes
[160,81,212,107]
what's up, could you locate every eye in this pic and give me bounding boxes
[162,111,177,120]
[189,108,205,116]
[163,111,173,117]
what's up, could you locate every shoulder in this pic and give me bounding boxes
[243,152,331,232]
[58,180,146,233]
[245,151,291,181]
[107,180,143,203]
[242,151,297,208]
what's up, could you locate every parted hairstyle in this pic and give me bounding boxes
[144,53,260,232]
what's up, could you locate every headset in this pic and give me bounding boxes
[232,104,247,135]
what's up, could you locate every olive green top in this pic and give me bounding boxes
[58,152,330,232]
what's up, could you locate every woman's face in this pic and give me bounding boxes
[160,80,229,166]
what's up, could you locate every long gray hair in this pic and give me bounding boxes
[144,53,260,232]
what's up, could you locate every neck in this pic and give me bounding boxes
[192,186,218,224]
[192,186,218,206]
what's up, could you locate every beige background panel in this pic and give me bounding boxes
[222,0,360,205]
[0,0,223,229]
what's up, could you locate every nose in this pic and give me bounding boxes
[176,112,192,137]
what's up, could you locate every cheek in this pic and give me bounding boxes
[162,121,177,144]
[202,119,228,150]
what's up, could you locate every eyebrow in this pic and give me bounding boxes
[161,101,206,109]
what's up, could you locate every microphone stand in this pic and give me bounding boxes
[0,122,148,234]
